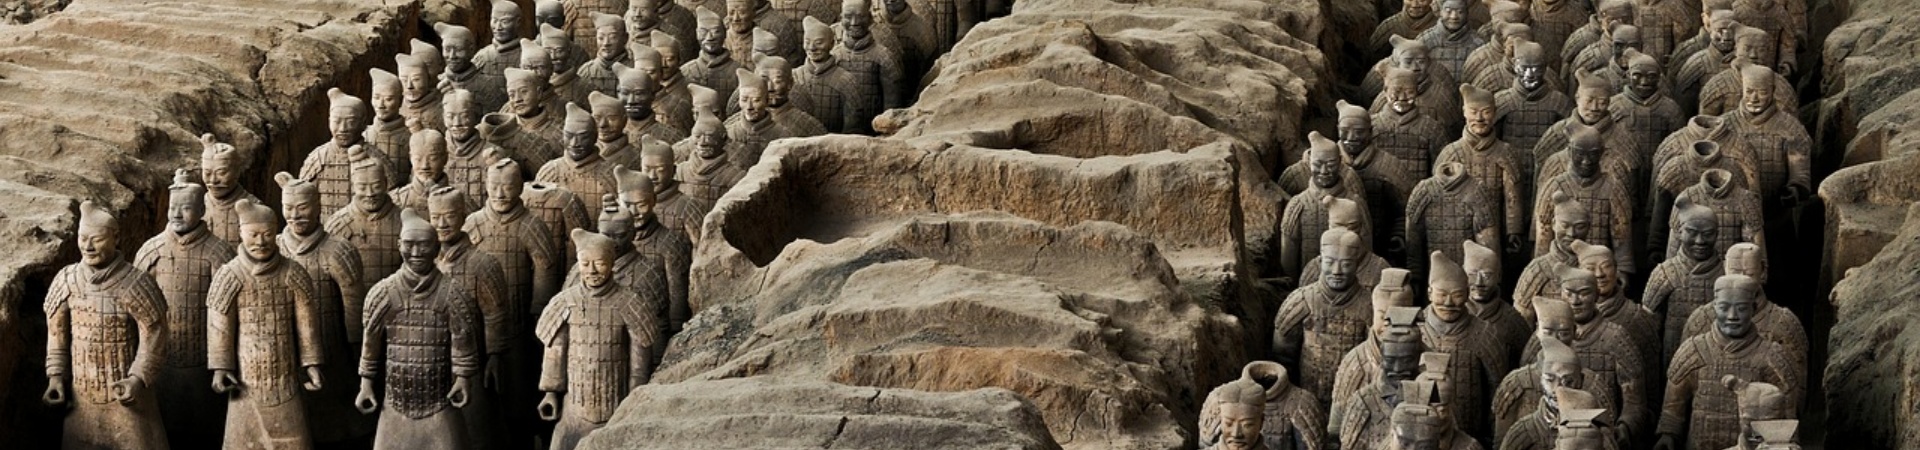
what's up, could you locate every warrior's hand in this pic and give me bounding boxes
[538,392,561,421]
[354,378,380,414]
[42,375,68,406]
[211,370,241,394]
[1504,234,1524,254]
[110,376,145,405]
[303,366,325,392]
[484,357,503,390]
[448,377,471,408]
[1653,434,1679,450]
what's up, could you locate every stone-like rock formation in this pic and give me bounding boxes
[1824,202,1920,449]
[577,377,1061,450]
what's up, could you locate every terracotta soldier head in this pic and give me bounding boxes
[1390,384,1450,450]
[1708,12,1741,53]
[487,1,520,46]
[534,0,565,30]
[349,145,393,213]
[1556,265,1600,325]
[1213,379,1268,450]
[427,186,471,244]
[445,88,478,142]
[692,110,728,159]
[1549,191,1592,254]
[1724,242,1767,282]
[1499,23,1532,58]
[641,137,678,192]
[437,23,476,74]
[691,83,721,117]
[618,58,660,122]
[235,198,280,261]
[1374,268,1417,336]
[1566,124,1604,180]
[1750,420,1800,450]
[1416,352,1455,408]
[1383,67,1421,114]
[1389,36,1432,81]
[1513,41,1547,91]
[409,129,449,186]
[1723,375,1789,450]
[1675,200,1721,262]
[737,68,770,122]
[1536,336,1585,409]
[1732,26,1772,67]
[1461,84,1495,138]
[1568,240,1618,299]
[651,30,685,73]
[593,12,628,62]
[1402,0,1433,20]
[1461,240,1502,305]
[1534,298,1578,349]
[752,28,778,60]
[1740,63,1778,117]
[370,68,403,121]
[1596,0,1635,31]
[841,0,874,42]
[539,23,572,75]
[803,16,836,64]
[1573,70,1614,125]
[396,51,433,104]
[1607,24,1642,68]
[595,194,635,243]
[1326,196,1370,246]
[505,66,549,117]
[1306,131,1344,189]
[200,134,247,200]
[694,7,725,56]
[725,0,759,34]
[563,102,596,161]
[1428,251,1469,323]
[614,164,658,221]
[1624,49,1661,98]
[1381,306,1427,389]
[399,207,440,273]
[76,200,119,267]
[589,91,628,143]
[1243,361,1294,399]
[1712,274,1763,339]
[1335,100,1372,153]
[329,88,368,148]
[277,172,321,236]
[1438,0,1468,32]
[165,169,207,235]
[1320,228,1366,292]
[484,159,525,215]
[573,229,621,289]
[628,0,660,31]
[758,56,794,107]
[1552,408,1610,450]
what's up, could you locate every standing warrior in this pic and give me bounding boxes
[1680,243,1809,386]
[1282,101,1370,199]
[648,30,699,134]
[1531,126,1636,278]
[1370,0,1439,56]
[1568,241,1660,385]
[757,56,829,137]
[436,23,484,109]
[590,91,641,169]
[306,89,389,217]
[538,229,666,450]
[1462,240,1529,363]
[1610,49,1686,162]
[470,1,525,114]
[1417,0,1484,77]
[628,0,698,63]
[277,172,376,445]
[1274,228,1376,413]
[618,164,693,330]
[1513,191,1590,320]
[684,7,744,109]
[1388,382,1483,450]
[325,145,404,281]
[1492,42,1571,157]
[427,187,511,449]
[1662,168,1764,260]
[678,111,748,213]
[617,50,690,145]
[542,24,592,108]
[1280,133,1374,279]
[1521,269,1649,443]
[577,13,631,99]
[1436,84,1527,253]
[480,61,564,173]
[725,68,800,169]
[443,88,509,205]
[834,0,907,132]
[207,199,326,449]
[398,47,447,132]
[1656,274,1799,450]
[1643,202,1725,362]
[136,169,234,449]
[1201,379,1279,450]
[1724,63,1812,214]
[366,68,414,177]
[43,201,171,449]
[465,158,561,440]
[1550,408,1615,450]
[1533,71,1645,203]
[1367,37,1463,134]
[355,209,484,450]
[390,129,455,215]
[1333,308,1428,450]
[521,181,595,270]
[1421,252,1511,442]
[1491,335,1617,448]
[1201,362,1326,450]
[792,16,860,133]
[1405,162,1501,279]
[201,134,264,245]
[1372,67,1449,178]
[1330,268,1418,418]
[538,102,620,223]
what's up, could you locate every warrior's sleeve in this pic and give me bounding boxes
[1786,127,1813,193]
[1272,292,1310,369]
[473,257,512,355]
[1658,339,1706,437]
[446,281,484,379]
[1606,182,1637,274]
[43,269,73,378]
[123,272,169,384]
[206,265,243,372]
[536,294,572,393]
[1328,348,1369,427]
[1404,182,1434,275]
[288,263,326,368]
[331,244,368,343]
[1279,200,1307,278]
[523,217,561,305]
[625,299,661,387]
[1490,368,1530,445]
[360,282,393,378]
[1613,333,1650,442]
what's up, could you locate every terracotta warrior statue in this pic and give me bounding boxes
[1513,191,1588,320]
[1493,42,1571,155]
[1550,408,1614,450]
[726,68,800,167]
[874,0,940,84]
[1420,251,1512,442]
[1723,376,1791,450]
[1370,0,1438,57]
[1648,133,1758,260]
[1666,0,1731,73]
[1280,133,1374,280]
[1643,201,1725,362]
[648,30,699,133]
[792,16,861,133]
[724,0,799,64]
[44,200,171,449]
[1656,274,1799,450]
[1202,379,1278,450]
[1475,0,1524,43]
[276,172,376,445]
[1634,0,1698,63]
[367,68,414,177]
[480,62,563,171]
[675,110,740,211]
[1492,333,1613,448]
[1560,0,1634,66]
[616,49,690,145]
[1527,0,1588,64]
[1275,228,1377,414]
[187,134,256,244]
[1680,243,1808,388]
[1531,126,1636,278]
[207,199,326,449]
[520,181,595,270]
[326,145,404,281]
[399,46,447,132]
[615,165,692,331]
[465,158,561,442]
[1567,241,1660,386]
[754,56,829,137]
[1202,362,1326,450]
[443,88,508,205]
[1533,71,1646,204]
[1610,49,1684,159]
[538,229,665,450]
[1297,197,1394,290]
[1333,307,1428,450]
[537,102,618,222]
[1372,67,1449,177]
[1330,269,1417,418]
[1567,23,1641,90]
[565,192,672,309]
[424,187,512,449]
[588,90,641,169]
[541,24,593,109]
[1724,63,1812,214]
[1417,0,1484,77]
[835,0,908,130]
[1521,268,1649,443]
[1696,31,1797,118]
[355,208,484,450]
[1436,84,1527,254]
[1333,102,1415,259]
[577,12,630,99]
[1748,420,1799,450]
[1369,38,1463,132]
[1661,168,1764,266]
[1278,102,1369,198]
[136,169,234,448]
[683,7,744,109]
[390,129,456,214]
[436,23,484,107]
[1388,383,1482,450]
[562,0,623,56]
[627,0,698,64]
[1406,162,1501,279]
[1465,22,1533,92]
[1672,12,1740,110]
[469,1,523,114]
[1463,240,1529,364]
